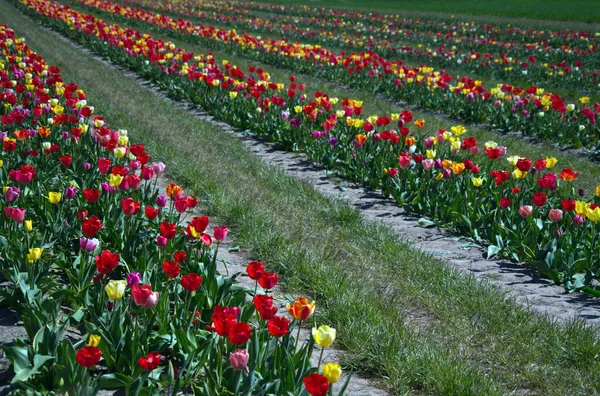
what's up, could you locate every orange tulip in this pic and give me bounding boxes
[286,297,315,321]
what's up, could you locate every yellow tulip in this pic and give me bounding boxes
[229,91,238,99]
[322,362,342,384]
[588,207,600,222]
[88,334,101,347]
[312,325,336,348]
[27,248,43,264]
[506,156,520,166]
[451,125,466,136]
[580,96,590,104]
[575,201,590,217]
[114,147,127,158]
[595,186,600,197]
[512,169,527,179]
[24,220,32,232]
[426,150,436,159]
[0,159,3,168]
[472,177,483,187]
[105,280,127,301]
[48,192,62,204]
[545,157,558,168]
[109,174,123,187]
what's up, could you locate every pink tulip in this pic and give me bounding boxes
[229,349,249,372]
[519,205,533,218]
[422,159,434,170]
[156,236,168,248]
[548,209,563,223]
[152,161,166,175]
[214,226,229,241]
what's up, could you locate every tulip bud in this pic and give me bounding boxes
[322,362,342,384]
[24,220,32,232]
[105,280,127,301]
[156,236,168,248]
[214,226,228,241]
[126,272,141,288]
[229,349,249,372]
[156,195,168,208]
[519,205,533,218]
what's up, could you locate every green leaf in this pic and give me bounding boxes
[487,245,502,259]
[228,246,241,252]
[417,218,436,228]
[3,346,29,373]
[100,373,132,388]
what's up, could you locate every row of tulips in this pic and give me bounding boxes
[180,0,600,46]
[13,0,600,293]
[126,0,599,51]
[0,24,349,395]
[120,0,600,92]
[64,0,600,152]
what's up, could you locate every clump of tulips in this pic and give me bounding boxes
[0,26,348,394]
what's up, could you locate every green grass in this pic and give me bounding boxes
[5,0,600,394]
[249,0,600,25]
[56,0,600,199]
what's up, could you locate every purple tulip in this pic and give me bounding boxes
[79,237,99,252]
[65,186,77,200]
[5,187,20,202]
[126,272,141,288]
[156,195,168,208]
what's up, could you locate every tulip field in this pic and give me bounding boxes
[1,0,600,394]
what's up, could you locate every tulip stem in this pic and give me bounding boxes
[294,321,301,352]
[317,347,325,370]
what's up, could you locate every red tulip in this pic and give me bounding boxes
[76,346,102,368]
[83,188,100,203]
[516,158,531,172]
[60,155,72,167]
[562,200,576,211]
[303,373,330,396]
[121,197,141,216]
[138,352,161,371]
[499,198,512,209]
[253,294,277,320]
[95,250,119,274]
[145,206,159,220]
[208,310,237,337]
[267,316,289,337]
[162,260,180,278]
[82,215,103,237]
[532,192,547,207]
[131,284,159,309]
[173,251,186,263]
[97,158,111,174]
[246,261,264,280]
[258,271,278,290]
[181,273,202,292]
[228,322,252,345]
[159,222,177,239]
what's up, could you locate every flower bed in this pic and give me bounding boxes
[0,24,345,394]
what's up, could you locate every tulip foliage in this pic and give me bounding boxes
[12,0,600,294]
[0,25,346,394]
